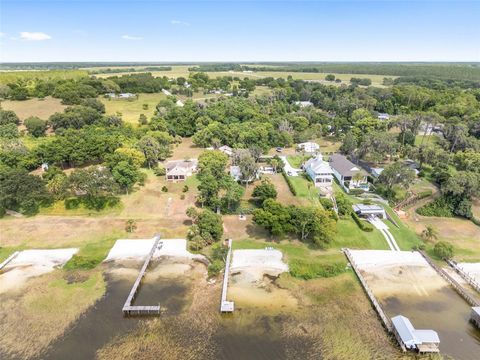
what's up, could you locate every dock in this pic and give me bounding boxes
[122,235,162,316]
[419,251,480,307]
[220,239,234,313]
[343,248,406,352]
[0,251,20,271]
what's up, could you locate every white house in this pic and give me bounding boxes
[377,113,390,121]
[329,154,369,191]
[119,93,136,99]
[165,159,198,182]
[229,166,258,183]
[294,101,313,108]
[176,100,184,107]
[297,141,320,154]
[304,154,333,189]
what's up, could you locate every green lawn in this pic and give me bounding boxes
[287,175,320,205]
[330,219,388,250]
[63,233,122,270]
[287,154,311,168]
[382,205,423,250]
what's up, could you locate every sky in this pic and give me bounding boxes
[0,0,479,62]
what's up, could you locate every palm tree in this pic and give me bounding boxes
[421,225,438,242]
[125,219,137,233]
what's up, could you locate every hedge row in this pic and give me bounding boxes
[351,212,374,232]
[282,170,297,196]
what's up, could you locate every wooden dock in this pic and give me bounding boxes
[220,239,234,313]
[446,260,480,294]
[343,249,406,352]
[419,251,480,307]
[122,235,162,316]
[0,251,20,271]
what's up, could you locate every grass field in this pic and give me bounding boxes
[286,174,320,205]
[0,70,88,84]
[286,154,311,168]
[0,96,66,120]
[90,65,191,79]
[89,65,390,87]
[100,93,167,124]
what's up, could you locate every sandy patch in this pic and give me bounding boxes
[348,250,447,298]
[0,248,78,294]
[457,262,480,284]
[104,238,206,262]
[231,249,289,280]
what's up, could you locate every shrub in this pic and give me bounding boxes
[289,259,345,280]
[65,197,81,209]
[348,188,365,196]
[351,212,373,232]
[153,165,166,176]
[161,186,168,192]
[182,185,189,193]
[416,197,454,217]
[208,259,224,277]
[281,170,297,195]
[180,194,185,200]
[434,241,454,259]
[319,197,333,210]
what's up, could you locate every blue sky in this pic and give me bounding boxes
[0,0,479,62]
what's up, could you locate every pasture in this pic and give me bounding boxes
[100,93,167,124]
[0,97,66,120]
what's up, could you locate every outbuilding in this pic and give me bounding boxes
[353,204,386,219]
[391,315,440,353]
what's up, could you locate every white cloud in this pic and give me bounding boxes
[20,32,52,41]
[121,35,143,41]
[0,32,5,38]
[170,20,190,26]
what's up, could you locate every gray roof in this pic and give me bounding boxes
[392,315,440,348]
[166,159,197,172]
[473,307,480,316]
[329,154,367,177]
[353,204,384,213]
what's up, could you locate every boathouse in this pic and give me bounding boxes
[471,307,480,328]
[391,315,440,353]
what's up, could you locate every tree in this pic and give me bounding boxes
[0,168,52,216]
[137,135,162,168]
[111,161,141,194]
[340,131,357,155]
[138,113,148,125]
[253,199,292,237]
[125,219,137,233]
[325,74,335,81]
[378,162,416,189]
[49,105,102,130]
[252,179,277,203]
[289,206,336,246]
[434,241,454,259]
[24,117,47,137]
[106,147,145,169]
[68,166,119,210]
[220,177,244,212]
[198,150,229,179]
[421,225,438,242]
[237,152,257,187]
[0,123,19,138]
[186,208,223,248]
[0,109,20,125]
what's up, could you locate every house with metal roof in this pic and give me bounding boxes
[353,204,386,219]
[391,315,440,353]
[165,159,198,182]
[304,154,333,190]
[218,145,233,157]
[471,307,480,328]
[329,154,369,191]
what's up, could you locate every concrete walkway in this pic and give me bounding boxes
[279,156,301,176]
[368,216,400,251]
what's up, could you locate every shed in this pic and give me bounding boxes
[297,141,320,154]
[391,315,440,353]
[353,204,386,219]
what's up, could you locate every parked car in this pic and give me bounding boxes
[276,147,283,152]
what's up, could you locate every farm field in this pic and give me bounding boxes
[0,97,66,120]
[88,65,390,86]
